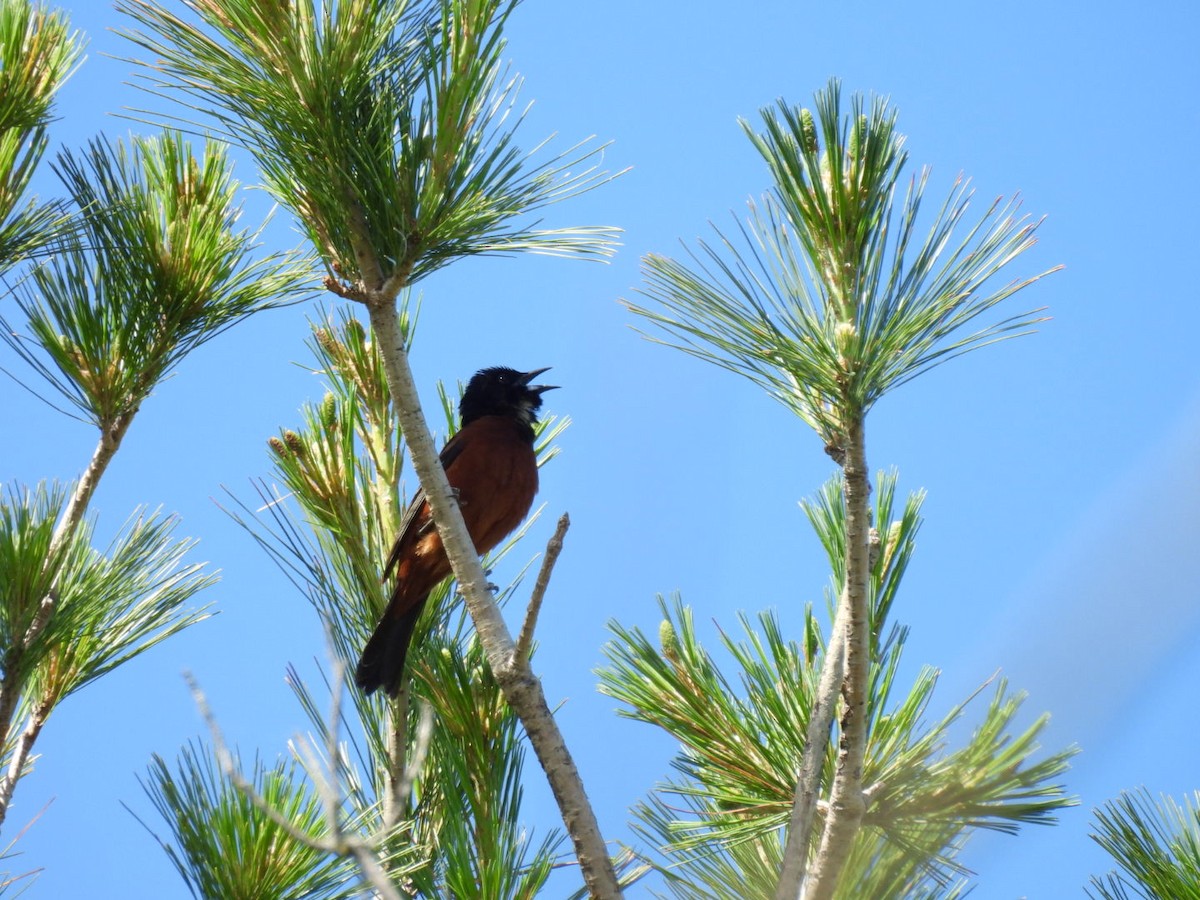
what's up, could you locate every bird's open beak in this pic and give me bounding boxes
[520,367,558,394]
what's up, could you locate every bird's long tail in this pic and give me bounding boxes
[355,598,426,696]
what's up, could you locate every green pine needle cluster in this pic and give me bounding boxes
[136,740,403,900]
[599,471,1077,897]
[116,0,620,290]
[410,634,564,897]
[0,0,80,268]
[1088,788,1200,899]
[629,79,1057,449]
[2,132,313,428]
[0,482,211,738]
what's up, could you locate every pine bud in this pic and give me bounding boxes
[885,520,903,568]
[819,149,834,198]
[659,619,681,663]
[799,108,818,155]
[848,114,868,162]
[834,321,857,358]
[313,327,339,356]
[283,429,305,457]
[320,391,338,429]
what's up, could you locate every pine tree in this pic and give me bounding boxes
[0,0,310,871]
[614,79,1074,898]
[112,0,625,895]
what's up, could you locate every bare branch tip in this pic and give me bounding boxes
[514,512,572,663]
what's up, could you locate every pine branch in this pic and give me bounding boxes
[366,299,621,897]
[0,696,50,830]
[0,129,308,831]
[0,0,80,271]
[114,1,624,891]
[600,469,1075,897]
[235,316,579,892]
[628,79,1059,898]
[773,594,846,895]
[0,411,134,785]
[1088,788,1200,899]
[801,420,872,897]
[515,512,570,663]
[183,670,407,900]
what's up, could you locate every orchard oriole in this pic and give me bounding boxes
[355,366,556,696]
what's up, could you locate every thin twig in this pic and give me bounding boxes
[774,606,847,899]
[382,686,410,831]
[186,671,327,846]
[514,512,570,666]
[293,657,347,835]
[0,696,52,823]
[185,671,404,900]
[0,798,49,890]
[396,702,434,810]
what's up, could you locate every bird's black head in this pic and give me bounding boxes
[459,366,557,431]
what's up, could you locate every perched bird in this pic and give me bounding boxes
[355,366,557,696]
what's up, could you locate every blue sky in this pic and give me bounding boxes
[5,1,1200,897]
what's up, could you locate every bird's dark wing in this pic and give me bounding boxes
[437,426,471,471]
[381,429,469,582]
